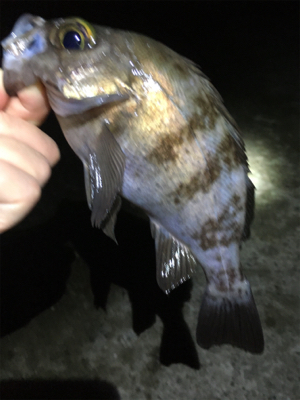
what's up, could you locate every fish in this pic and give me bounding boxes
[1,14,264,353]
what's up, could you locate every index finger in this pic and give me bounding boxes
[0,69,51,126]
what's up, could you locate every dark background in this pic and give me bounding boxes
[0,1,298,225]
[0,2,299,397]
[1,1,298,105]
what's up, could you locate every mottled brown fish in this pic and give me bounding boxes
[2,14,264,353]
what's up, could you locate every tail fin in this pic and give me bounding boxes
[196,280,264,354]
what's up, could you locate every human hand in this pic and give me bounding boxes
[0,69,60,233]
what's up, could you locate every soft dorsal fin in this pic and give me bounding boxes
[150,219,197,294]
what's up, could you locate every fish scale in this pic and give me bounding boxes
[1,14,263,354]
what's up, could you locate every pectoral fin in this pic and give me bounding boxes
[150,219,197,294]
[84,163,92,210]
[101,195,122,243]
[85,123,126,229]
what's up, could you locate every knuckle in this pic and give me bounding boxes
[23,178,42,203]
[37,159,51,184]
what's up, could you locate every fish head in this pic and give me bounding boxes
[2,14,133,116]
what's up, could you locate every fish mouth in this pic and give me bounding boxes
[1,53,40,96]
[2,68,27,96]
[1,14,47,96]
[1,14,46,57]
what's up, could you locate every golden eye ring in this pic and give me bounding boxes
[51,17,96,50]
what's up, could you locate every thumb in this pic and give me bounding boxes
[0,68,51,126]
[0,70,9,110]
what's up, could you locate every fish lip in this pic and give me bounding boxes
[1,14,46,57]
[11,14,45,36]
[2,52,38,96]
[2,69,26,96]
[1,14,48,96]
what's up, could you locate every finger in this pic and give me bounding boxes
[0,70,9,109]
[0,160,41,233]
[7,81,51,125]
[0,111,60,167]
[0,68,50,125]
[0,136,52,186]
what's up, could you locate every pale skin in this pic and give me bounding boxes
[0,69,60,233]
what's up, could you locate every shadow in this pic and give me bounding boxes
[0,379,120,399]
[0,92,199,369]
[0,220,74,337]
[67,202,200,369]
[0,200,200,370]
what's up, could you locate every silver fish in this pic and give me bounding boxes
[2,14,264,353]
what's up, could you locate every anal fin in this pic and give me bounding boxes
[196,279,264,354]
[150,219,197,294]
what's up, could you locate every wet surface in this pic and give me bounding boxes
[0,2,299,400]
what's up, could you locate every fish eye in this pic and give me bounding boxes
[62,30,84,50]
[53,17,96,50]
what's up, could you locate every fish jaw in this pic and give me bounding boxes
[1,14,47,95]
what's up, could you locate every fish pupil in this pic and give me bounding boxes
[63,31,82,49]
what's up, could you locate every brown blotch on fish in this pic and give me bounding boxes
[193,94,219,130]
[173,61,188,75]
[171,152,222,205]
[215,279,228,293]
[226,267,240,285]
[189,113,205,132]
[147,133,178,165]
[202,155,222,191]
[172,173,205,205]
[231,193,243,211]
[210,268,242,292]
[195,195,244,250]
[219,133,243,169]
[147,126,193,166]
[219,229,242,247]
[196,218,219,251]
